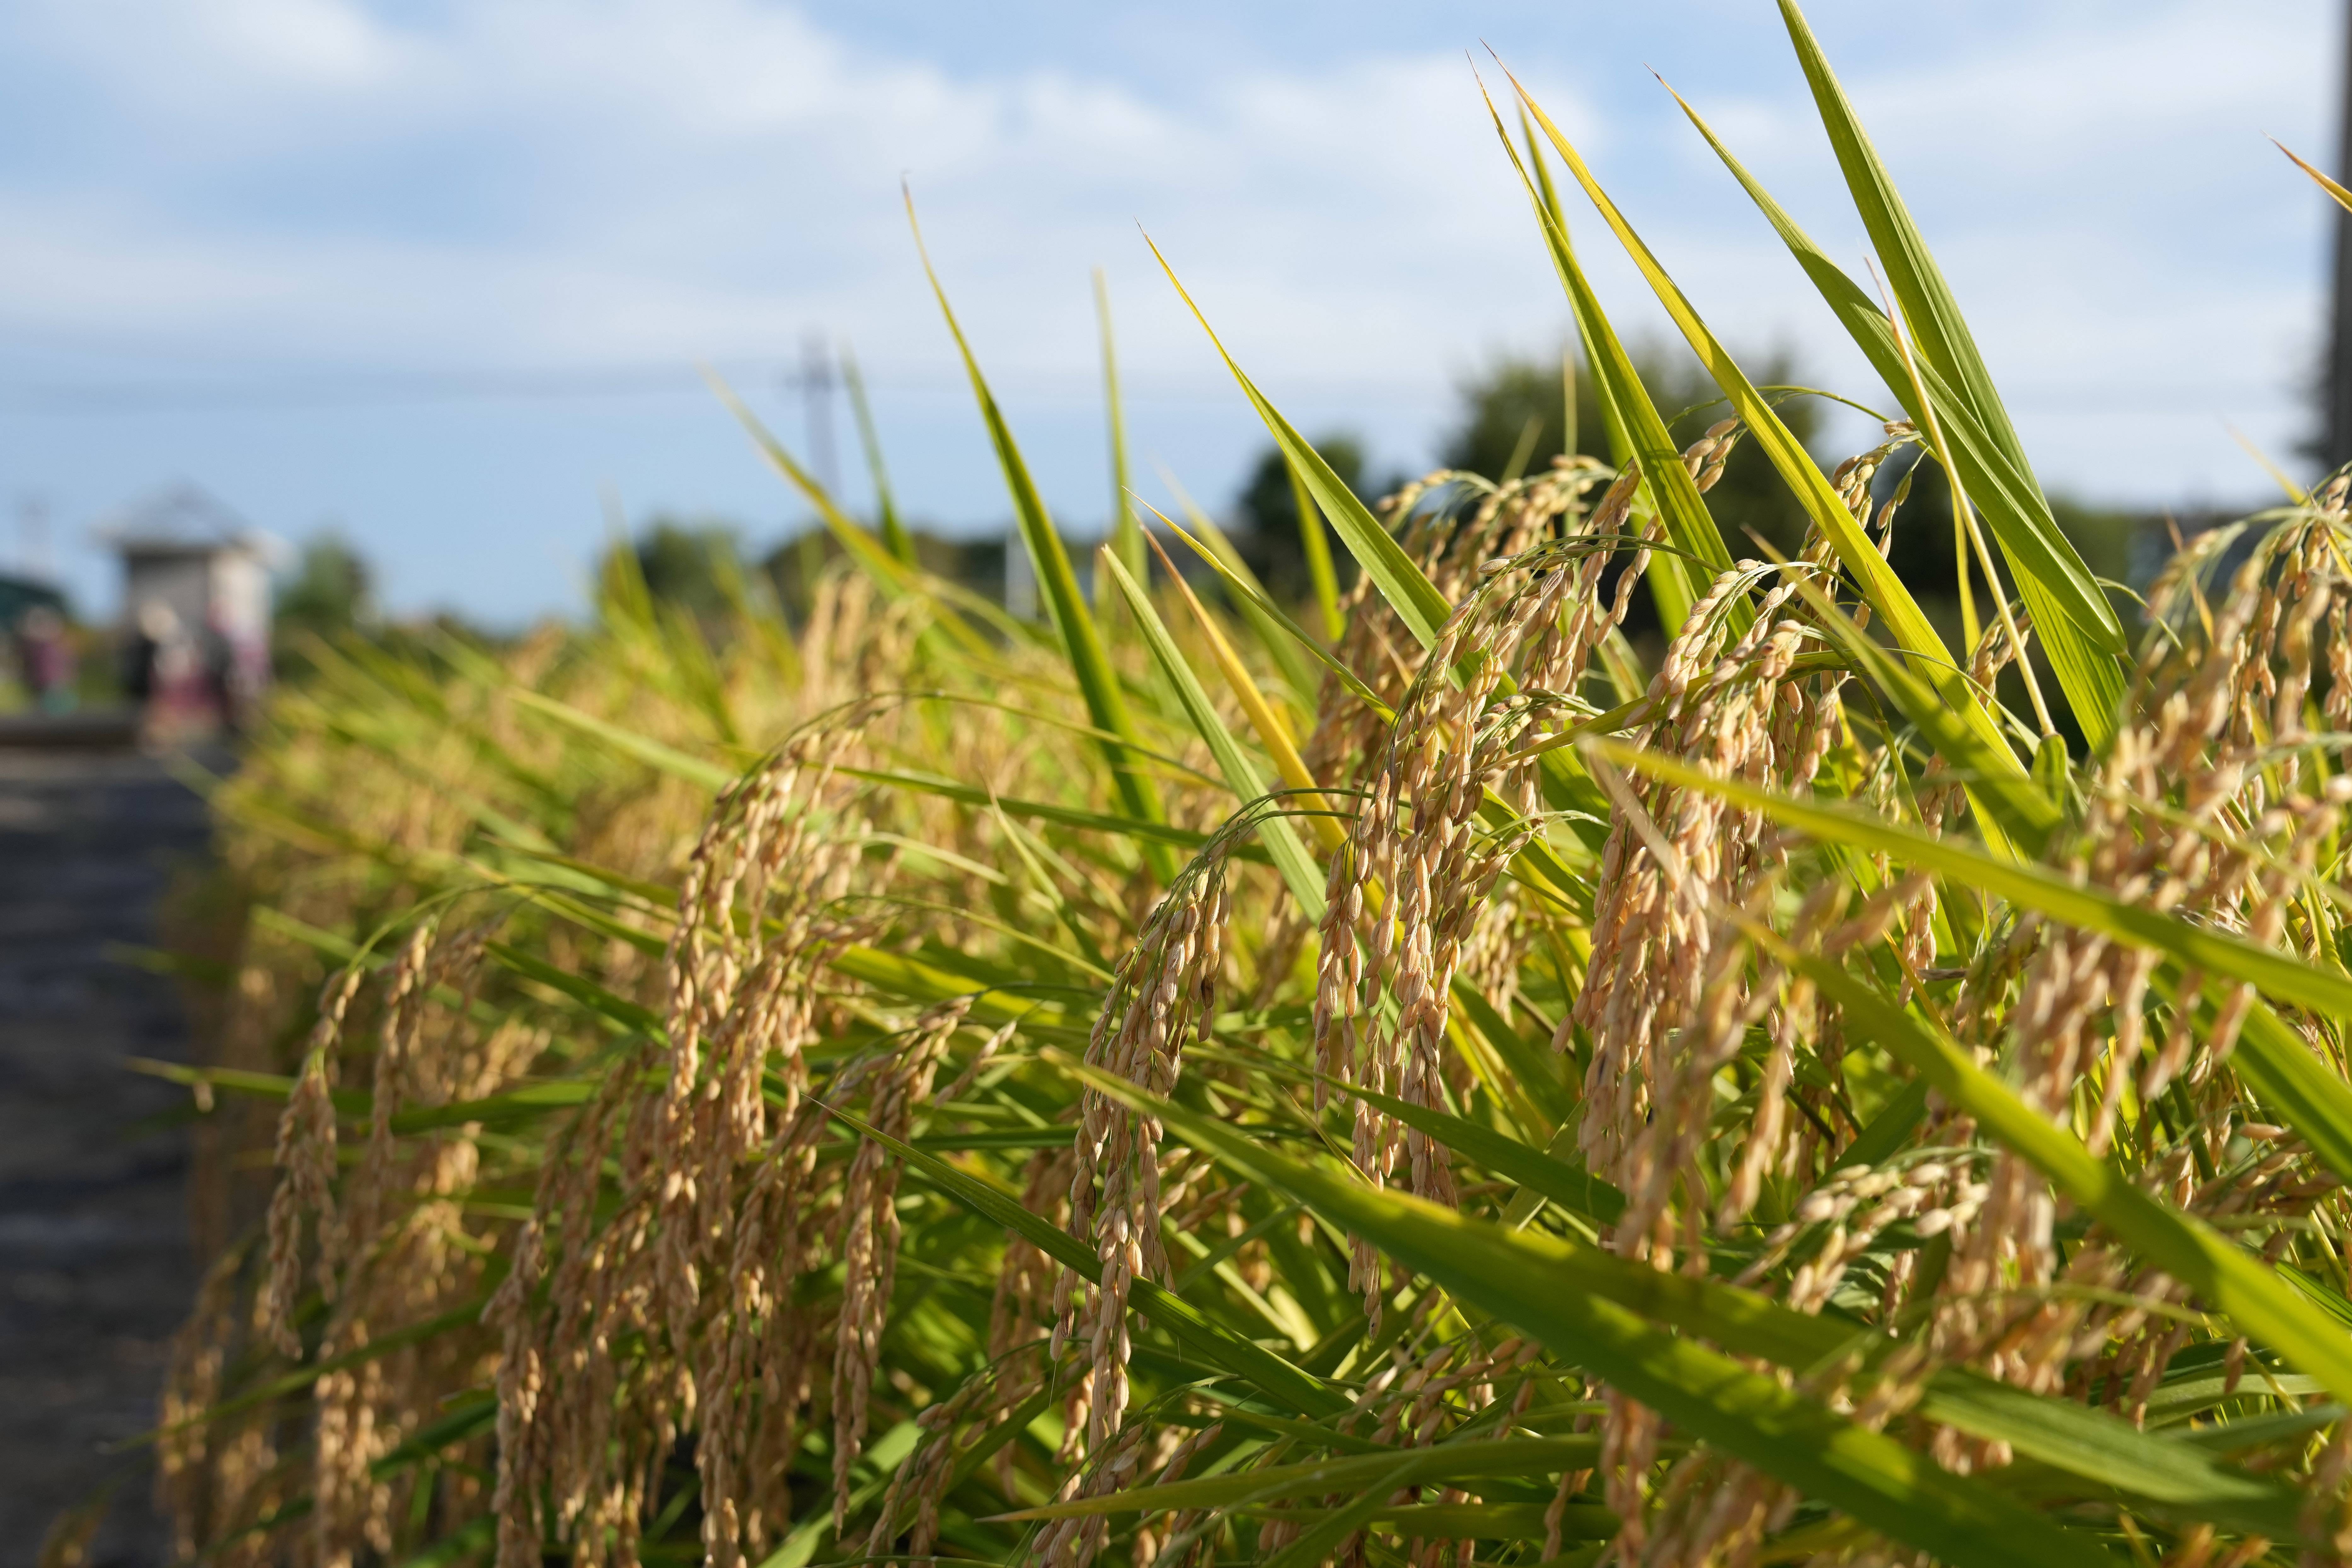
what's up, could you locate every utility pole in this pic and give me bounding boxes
[2328,0,2352,470]
[795,332,842,499]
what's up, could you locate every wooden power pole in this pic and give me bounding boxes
[799,333,841,499]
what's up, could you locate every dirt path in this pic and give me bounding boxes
[0,748,212,1567]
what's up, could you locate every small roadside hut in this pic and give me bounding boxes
[102,486,278,723]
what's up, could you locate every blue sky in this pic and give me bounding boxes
[0,0,2336,623]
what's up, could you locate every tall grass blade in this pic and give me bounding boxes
[1110,1061,2303,1538]
[507,688,733,790]
[1658,79,2127,748]
[1330,1078,1622,1224]
[1100,549,1326,911]
[837,1108,1345,1416]
[998,1439,1602,1521]
[839,342,916,565]
[1146,236,1454,651]
[704,372,911,595]
[1776,1,2020,475]
[839,766,1215,849]
[1447,977,1577,1129]
[1759,6,2130,740]
[1095,268,1147,604]
[1774,563,2055,856]
[1522,116,1628,470]
[1480,85,1720,629]
[1258,1477,1407,1568]
[1870,258,2056,737]
[909,193,1176,875]
[1150,471,1321,710]
[1141,533,1344,852]
[1506,69,2042,824]
[1282,456,1347,642]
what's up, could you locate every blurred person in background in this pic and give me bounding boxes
[200,613,244,737]
[13,605,77,713]
[125,599,203,738]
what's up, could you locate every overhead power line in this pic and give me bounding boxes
[0,358,1455,416]
[0,358,799,414]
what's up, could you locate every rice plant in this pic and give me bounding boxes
[138,7,2352,1566]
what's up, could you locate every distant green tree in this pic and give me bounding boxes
[1441,343,1824,557]
[633,516,747,626]
[273,531,376,671]
[1444,355,1586,483]
[1238,433,1366,537]
[2047,497,2148,595]
[1450,351,2153,640]
[1231,432,1375,601]
[1867,457,2159,644]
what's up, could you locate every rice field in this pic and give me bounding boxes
[128,8,2352,1567]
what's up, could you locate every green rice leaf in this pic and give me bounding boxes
[1746,922,2352,1418]
[1479,82,1721,629]
[1151,472,1322,709]
[910,193,1175,872]
[833,1108,1346,1417]
[1507,71,2037,849]
[1108,1061,2302,1540]
[995,1438,1601,1520]
[1830,1075,1931,1175]
[1660,82,2126,748]
[391,1080,602,1135]
[839,343,916,566]
[1908,1374,2304,1536]
[1748,6,2130,741]
[1151,507,1390,719]
[839,766,1215,849]
[1351,1501,1609,1541]
[1094,267,1147,603]
[1100,549,1327,915]
[1069,1064,2124,1568]
[1147,235,1453,652]
[1282,451,1346,643]
[1524,118,1628,468]
[508,688,733,792]
[1327,1078,1620,1225]
[1773,563,2056,856]
[2189,994,2352,1197]
[485,941,664,1038]
[1449,977,1576,1127]
[1594,738,2352,1187]
[1257,1468,1406,1567]
[705,372,953,626]
[828,945,1078,1032]
[1775,1,2019,494]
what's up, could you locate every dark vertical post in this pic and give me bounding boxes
[2328,0,2352,470]
[801,332,841,498]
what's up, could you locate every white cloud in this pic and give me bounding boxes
[0,0,2338,560]
[0,0,1609,401]
[23,0,416,123]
